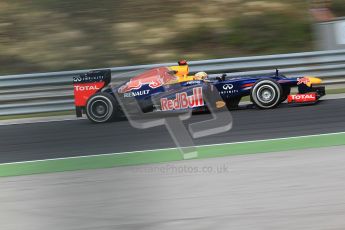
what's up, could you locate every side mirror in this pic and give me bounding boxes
[216,74,227,82]
[221,73,227,81]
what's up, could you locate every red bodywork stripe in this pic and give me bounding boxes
[242,83,254,88]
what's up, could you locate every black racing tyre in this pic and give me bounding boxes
[250,79,282,109]
[86,93,117,123]
[280,87,291,103]
[225,97,241,110]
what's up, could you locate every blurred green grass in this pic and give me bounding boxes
[0,0,320,75]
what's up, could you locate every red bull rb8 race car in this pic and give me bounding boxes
[73,60,325,123]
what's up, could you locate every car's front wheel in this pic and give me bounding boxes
[280,86,291,103]
[250,79,282,109]
[86,93,116,123]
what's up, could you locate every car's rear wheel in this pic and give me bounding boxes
[86,93,116,123]
[250,79,282,109]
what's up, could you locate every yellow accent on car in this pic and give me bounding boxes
[298,76,322,87]
[216,101,226,109]
[307,77,322,84]
[169,65,197,82]
[169,65,189,77]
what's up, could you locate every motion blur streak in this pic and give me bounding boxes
[0,99,344,163]
[1,146,345,230]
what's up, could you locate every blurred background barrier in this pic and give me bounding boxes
[1,49,345,116]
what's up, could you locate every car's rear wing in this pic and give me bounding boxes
[73,69,111,117]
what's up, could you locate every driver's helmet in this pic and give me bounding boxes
[178,60,188,66]
[170,60,189,77]
[194,71,208,80]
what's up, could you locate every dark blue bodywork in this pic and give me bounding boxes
[73,66,325,122]
[105,70,300,113]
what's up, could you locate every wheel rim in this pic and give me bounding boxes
[90,100,109,119]
[257,85,276,103]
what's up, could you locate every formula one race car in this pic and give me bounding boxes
[73,60,325,123]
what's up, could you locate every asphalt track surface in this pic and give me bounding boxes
[1,145,345,230]
[0,98,344,163]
